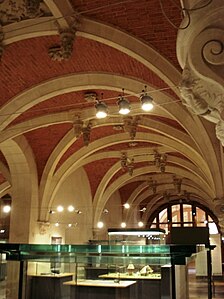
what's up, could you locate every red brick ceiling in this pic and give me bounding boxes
[0,0,194,213]
[72,0,182,67]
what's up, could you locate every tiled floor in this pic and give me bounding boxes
[188,272,224,299]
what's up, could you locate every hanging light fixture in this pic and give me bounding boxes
[118,96,130,115]
[140,86,154,111]
[95,101,108,119]
[140,94,154,111]
[118,89,130,115]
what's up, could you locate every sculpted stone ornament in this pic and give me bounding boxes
[0,0,48,25]
[25,0,41,18]
[180,67,224,145]
[177,0,224,145]
[123,116,140,140]
[82,121,92,146]
[73,116,83,138]
[48,19,79,61]
[38,221,50,235]
[179,68,209,115]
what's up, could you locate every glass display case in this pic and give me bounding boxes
[108,228,166,245]
[0,243,208,299]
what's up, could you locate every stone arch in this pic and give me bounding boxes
[0,136,38,242]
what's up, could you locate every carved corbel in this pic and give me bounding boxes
[179,67,209,115]
[48,17,79,61]
[73,115,83,138]
[173,175,182,195]
[123,116,140,140]
[177,0,224,145]
[25,0,41,18]
[120,152,134,175]
[148,177,157,194]
[82,121,92,146]
[38,221,50,235]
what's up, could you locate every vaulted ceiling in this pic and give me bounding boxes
[0,0,223,231]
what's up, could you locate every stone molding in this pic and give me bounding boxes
[0,0,49,25]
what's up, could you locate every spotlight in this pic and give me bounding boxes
[97,221,104,229]
[95,101,108,119]
[76,210,82,214]
[121,222,126,228]
[138,221,144,227]
[68,223,72,227]
[118,96,130,115]
[68,205,75,212]
[57,205,64,212]
[140,93,154,111]
[3,205,11,213]
[124,203,130,209]
[55,222,59,227]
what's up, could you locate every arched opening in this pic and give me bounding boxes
[147,200,220,235]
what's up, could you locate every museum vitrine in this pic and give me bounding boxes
[0,243,209,299]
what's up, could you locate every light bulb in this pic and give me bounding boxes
[97,221,104,229]
[57,205,64,212]
[121,222,126,228]
[95,102,108,119]
[3,205,11,213]
[140,94,154,111]
[138,221,144,227]
[68,205,75,212]
[124,203,130,209]
[118,96,130,115]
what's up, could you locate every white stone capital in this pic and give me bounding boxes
[177,0,224,145]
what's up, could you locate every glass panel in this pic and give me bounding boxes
[184,222,193,227]
[172,223,181,227]
[149,223,157,228]
[172,205,180,222]
[208,215,213,222]
[159,209,167,222]
[183,204,192,222]
[208,222,218,234]
[196,207,206,226]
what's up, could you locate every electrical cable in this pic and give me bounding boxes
[2,0,138,35]
[159,0,213,30]
[159,0,190,30]
[183,0,213,11]
[0,85,180,120]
